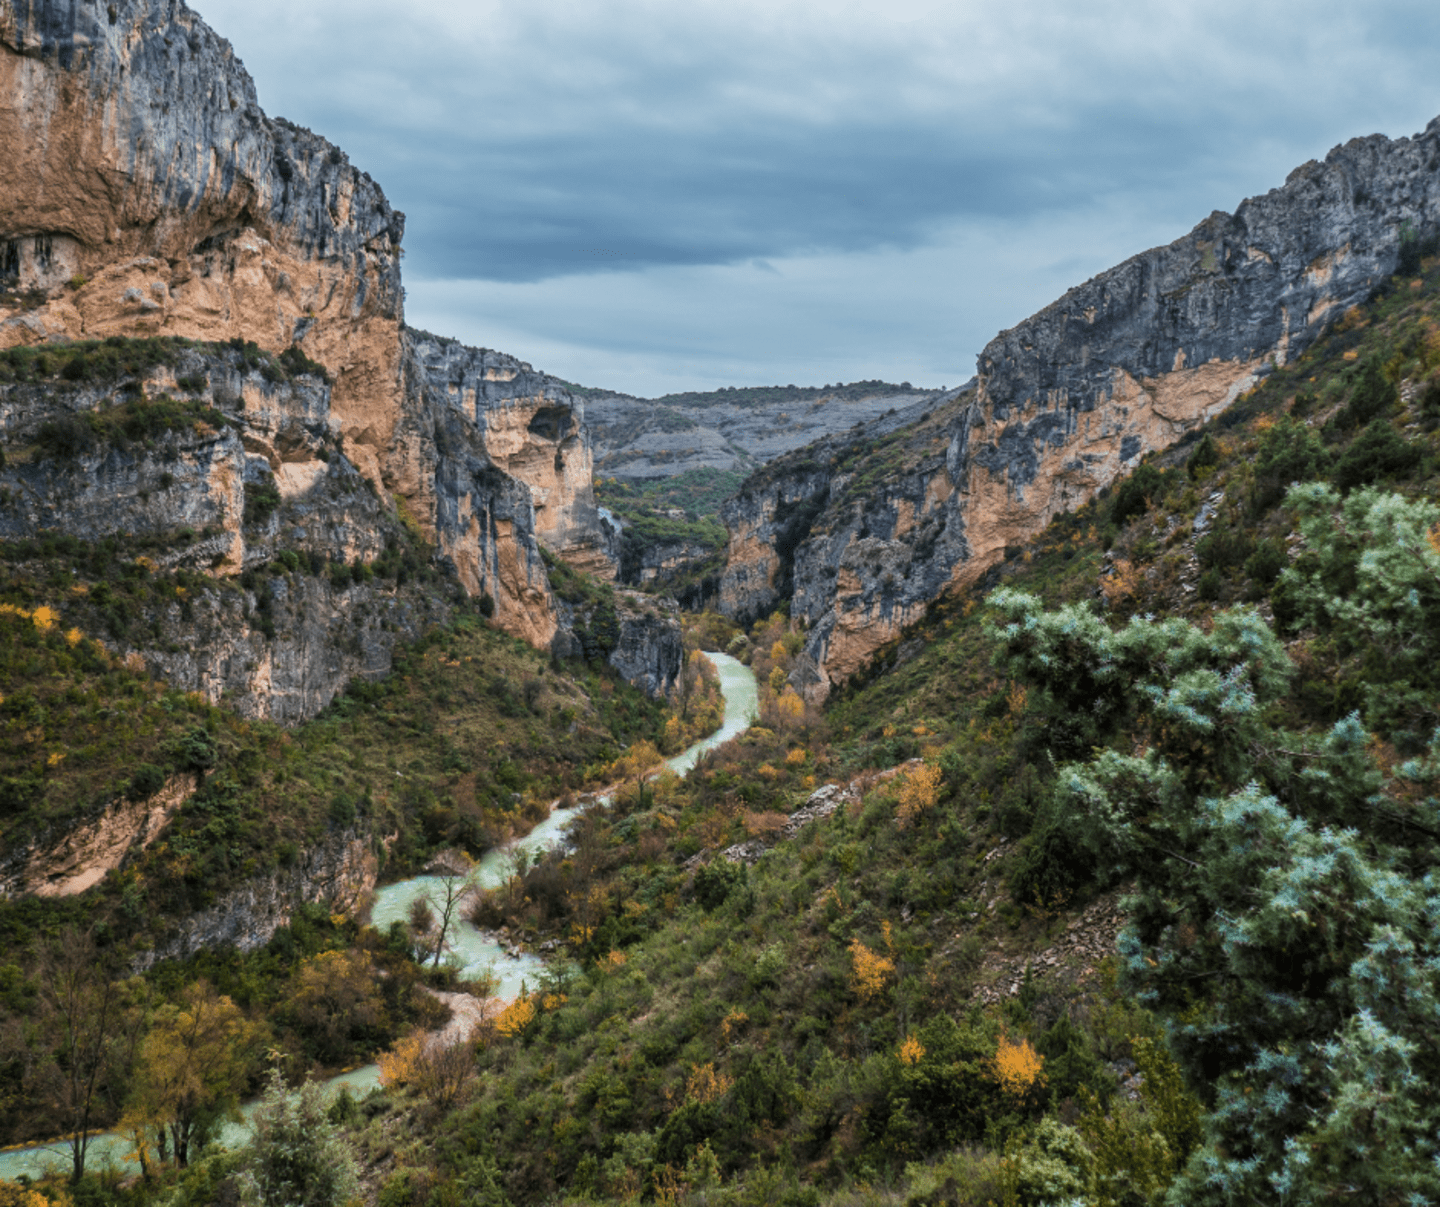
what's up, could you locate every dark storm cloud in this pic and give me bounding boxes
[207,0,1440,284]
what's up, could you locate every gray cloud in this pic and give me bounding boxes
[197,0,1440,393]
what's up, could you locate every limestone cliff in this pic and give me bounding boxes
[404,329,617,583]
[0,0,634,699]
[721,118,1440,697]
[0,344,459,720]
[0,0,405,493]
[130,822,378,970]
[551,588,684,698]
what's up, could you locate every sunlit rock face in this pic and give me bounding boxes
[720,118,1440,699]
[402,330,618,583]
[0,0,645,709]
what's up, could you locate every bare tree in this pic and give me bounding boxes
[32,927,135,1183]
[424,855,479,969]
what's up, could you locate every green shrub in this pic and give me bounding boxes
[239,1066,359,1207]
[1185,431,1219,479]
[1195,528,1254,571]
[1037,1014,1109,1106]
[244,477,282,527]
[127,763,167,800]
[176,727,217,772]
[0,773,44,815]
[34,414,96,459]
[692,860,746,912]
[1243,538,1286,587]
[1331,357,1396,432]
[1012,1118,1090,1206]
[1108,463,1165,525]
[1250,417,1329,512]
[1331,420,1422,492]
[277,343,332,383]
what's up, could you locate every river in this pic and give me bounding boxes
[0,651,757,1181]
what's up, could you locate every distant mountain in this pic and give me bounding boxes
[572,379,969,480]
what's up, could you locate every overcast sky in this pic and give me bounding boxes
[200,0,1440,397]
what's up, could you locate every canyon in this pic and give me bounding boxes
[714,120,1440,697]
[0,0,667,726]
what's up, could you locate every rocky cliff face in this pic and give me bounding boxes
[721,119,1440,697]
[0,345,454,720]
[0,0,638,708]
[130,821,378,970]
[0,0,406,493]
[404,330,617,582]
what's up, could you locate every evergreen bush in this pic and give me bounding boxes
[237,1066,359,1207]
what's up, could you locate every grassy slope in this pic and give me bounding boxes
[345,262,1440,1205]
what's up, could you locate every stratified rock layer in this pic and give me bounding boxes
[0,0,631,700]
[404,330,617,582]
[720,119,1440,697]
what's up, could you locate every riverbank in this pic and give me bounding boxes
[0,652,759,1183]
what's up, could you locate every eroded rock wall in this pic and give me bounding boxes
[404,329,617,579]
[722,119,1440,697]
[0,0,407,494]
[0,349,457,720]
[0,0,615,676]
[130,822,378,970]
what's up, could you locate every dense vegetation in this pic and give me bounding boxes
[0,529,677,1177]
[6,255,1440,1206]
[276,254,1440,1206]
[0,335,329,388]
[595,474,732,597]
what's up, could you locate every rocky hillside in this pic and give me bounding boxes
[0,0,658,717]
[335,224,1440,1207]
[717,118,1440,697]
[584,380,952,480]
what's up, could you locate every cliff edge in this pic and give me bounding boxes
[719,119,1440,697]
[0,0,632,714]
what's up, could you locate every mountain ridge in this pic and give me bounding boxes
[710,116,1440,698]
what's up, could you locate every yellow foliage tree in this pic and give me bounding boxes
[0,1184,62,1207]
[898,1034,926,1066]
[776,689,805,723]
[993,1034,1047,1100]
[376,1033,426,1088]
[848,938,895,1003]
[494,995,536,1038]
[895,761,943,827]
[1101,558,1143,605]
[608,740,665,782]
[685,1062,733,1105]
[125,982,265,1168]
[377,1032,475,1107]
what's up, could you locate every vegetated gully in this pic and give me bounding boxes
[0,654,758,1181]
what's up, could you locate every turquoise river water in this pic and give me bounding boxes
[0,652,758,1181]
